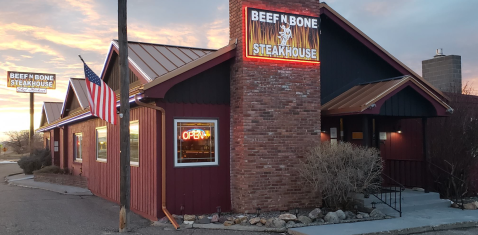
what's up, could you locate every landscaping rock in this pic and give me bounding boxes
[223,221,234,226]
[218,217,228,223]
[271,218,286,228]
[298,215,312,225]
[308,208,323,219]
[197,215,206,220]
[227,217,234,221]
[279,213,297,221]
[256,222,263,227]
[358,212,370,218]
[196,217,211,224]
[286,221,296,227]
[184,214,196,221]
[172,214,183,220]
[356,214,363,219]
[324,212,339,223]
[265,218,274,227]
[211,214,219,223]
[473,201,478,208]
[370,209,385,218]
[260,218,267,225]
[234,218,241,224]
[335,210,346,220]
[463,202,477,210]
[249,217,261,225]
[317,219,325,223]
[184,221,194,225]
[157,216,170,224]
[345,211,355,219]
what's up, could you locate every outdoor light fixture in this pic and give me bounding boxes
[217,206,222,217]
[256,207,261,217]
[295,208,299,217]
[397,130,402,134]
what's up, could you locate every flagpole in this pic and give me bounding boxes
[118,0,131,232]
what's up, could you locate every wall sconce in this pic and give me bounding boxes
[397,130,402,134]
[256,207,261,217]
[295,208,299,217]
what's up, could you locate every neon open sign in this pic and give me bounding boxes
[182,129,207,140]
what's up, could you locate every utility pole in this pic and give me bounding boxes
[118,0,130,232]
[29,93,34,152]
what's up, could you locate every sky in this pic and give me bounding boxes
[0,0,477,141]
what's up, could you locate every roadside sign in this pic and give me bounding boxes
[7,71,56,93]
[16,87,48,94]
[2,147,6,152]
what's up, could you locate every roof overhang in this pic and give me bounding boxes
[143,40,237,99]
[319,3,449,102]
[322,76,453,116]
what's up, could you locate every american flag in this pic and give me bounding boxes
[83,62,117,125]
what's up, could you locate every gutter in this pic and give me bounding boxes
[134,95,179,230]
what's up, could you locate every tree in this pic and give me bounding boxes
[4,130,43,154]
[427,88,478,199]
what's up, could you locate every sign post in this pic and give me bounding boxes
[7,71,56,151]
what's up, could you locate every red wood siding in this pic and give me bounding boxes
[157,101,231,216]
[63,107,159,220]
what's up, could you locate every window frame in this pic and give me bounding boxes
[130,120,139,166]
[173,118,219,167]
[96,126,107,162]
[73,133,83,162]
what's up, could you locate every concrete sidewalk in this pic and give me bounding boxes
[6,173,93,196]
[289,206,478,235]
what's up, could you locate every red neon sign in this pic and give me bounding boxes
[182,129,207,140]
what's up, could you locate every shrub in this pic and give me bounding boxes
[298,142,383,209]
[17,148,52,174]
[33,165,64,174]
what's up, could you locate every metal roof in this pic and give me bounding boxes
[70,78,90,109]
[110,40,215,82]
[322,76,452,115]
[42,102,63,124]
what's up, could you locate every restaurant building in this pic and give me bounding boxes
[38,0,452,221]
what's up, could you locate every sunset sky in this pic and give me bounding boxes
[1,0,477,141]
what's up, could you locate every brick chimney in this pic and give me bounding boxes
[229,0,322,213]
[422,49,462,94]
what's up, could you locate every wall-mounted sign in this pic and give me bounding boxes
[7,71,56,93]
[330,128,337,139]
[379,132,387,141]
[182,129,208,140]
[352,132,363,140]
[245,7,320,63]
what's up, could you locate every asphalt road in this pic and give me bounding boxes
[0,163,278,235]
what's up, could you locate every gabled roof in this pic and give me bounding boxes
[322,75,452,116]
[100,40,215,83]
[60,78,90,117]
[143,40,237,98]
[319,3,448,101]
[40,102,63,127]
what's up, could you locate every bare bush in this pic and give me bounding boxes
[428,91,478,198]
[3,130,43,154]
[299,142,382,209]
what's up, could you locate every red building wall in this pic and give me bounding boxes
[156,101,231,216]
[63,107,159,220]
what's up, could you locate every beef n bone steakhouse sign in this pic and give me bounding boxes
[7,71,56,94]
[245,7,320,63]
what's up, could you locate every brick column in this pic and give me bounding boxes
[230,0,322,213]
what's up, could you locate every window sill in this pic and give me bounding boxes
[73,160,83,164]
[130,162,139,167]
[96,159,107,163]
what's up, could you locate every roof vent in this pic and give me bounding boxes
[434,48,445,58]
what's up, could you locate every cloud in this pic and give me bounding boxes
[206,20,229,49]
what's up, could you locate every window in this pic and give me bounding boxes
[96,127,107,161]
[74,133,83,161]
[130,121,139,165]
[174,119,218,167]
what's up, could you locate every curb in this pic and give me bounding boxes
[6,177,93,196]
[356,221,478,235]
[153,222,287,233]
